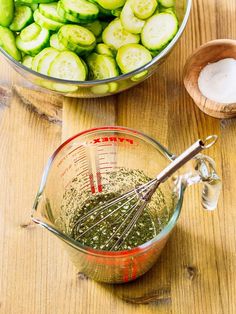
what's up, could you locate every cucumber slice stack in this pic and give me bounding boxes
[116,43,152,74]
[120,0,145,34]
[39,2,66,23]
[0,0,180,86]
[58,24,96,55]
[10,6,33,31]
[60,0,99,21]
[102,18,140,50]
[132,0,157,19]
[86,52,119,80]
[33,9,64,31]
[16,22,50,56]
[141,13,178,50]
[22,54,33,67]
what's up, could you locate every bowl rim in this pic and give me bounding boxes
[0,0,192,86]
[32,126,184,258]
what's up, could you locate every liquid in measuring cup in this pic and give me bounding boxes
[58,168,175,251]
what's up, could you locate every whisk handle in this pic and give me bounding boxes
[156,135,218,183]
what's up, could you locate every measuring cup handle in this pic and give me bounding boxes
[184,154,221,210]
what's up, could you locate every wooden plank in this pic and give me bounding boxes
[165,0,236,313]
[62,96,117,141]
[0,58,62,314]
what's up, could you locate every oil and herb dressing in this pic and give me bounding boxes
[59,168,174,251]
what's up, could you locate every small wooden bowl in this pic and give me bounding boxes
[183,39,236,119]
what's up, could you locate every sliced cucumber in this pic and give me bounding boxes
[22,54,33,67]
[80,58,88,76]
[159,0,175,8]
[60,0,99,21]
[37,48,60,74]
[132,0,157,20]
[57,1,89,23]
[50,33,67,51]
[39,2,67,23]
[131,70,148,81]
[58,24,96,55]
[16,0,57,3]
[116,43,152,73]
[10,6,33,31]
[120,0,145,34]
[15,0,56,4]
[37,0,60,3]
[84,20,102,37]
[51,82,78,93]
[90,82,118,94]
[111,8,122,17]
[28,3,38,11]
[48,51,87,80]
[86,52,119,80]
[57,1,75,22]
[20,22,41,41]
[0,26,21,60]
[150,49,159,57]
[0,0,14,27]
[141,13,178,50]
[34,9,64,31]
[0,0,179,84]
[95,43,115,57]
[159,6,175,14]
[90,84,109,94]
[32,46,53,70]
[97,3,112,18]
[14,0,38,11]
[102,18,140,50]
[95,0,125,10]
[16,25,50,56]
[108,82,118,92]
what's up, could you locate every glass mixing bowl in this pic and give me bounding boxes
[0,0,191,97]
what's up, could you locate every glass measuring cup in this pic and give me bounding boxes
[32,127,221,283]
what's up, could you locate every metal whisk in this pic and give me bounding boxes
[72,135,218,251]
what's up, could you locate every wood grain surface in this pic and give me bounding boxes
[0,0,236,313]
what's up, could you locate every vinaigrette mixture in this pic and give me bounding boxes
[59,168,175,251]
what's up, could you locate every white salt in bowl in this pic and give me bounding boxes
[183,39,236,119]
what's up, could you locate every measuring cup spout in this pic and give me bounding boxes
[180,154,221,210]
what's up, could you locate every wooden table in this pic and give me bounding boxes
[0,0,235,313]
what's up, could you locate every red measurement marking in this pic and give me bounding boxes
[89,174,95,194]
[99,166,113,170]
[96,172,103,193]
[68,145,84,155]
